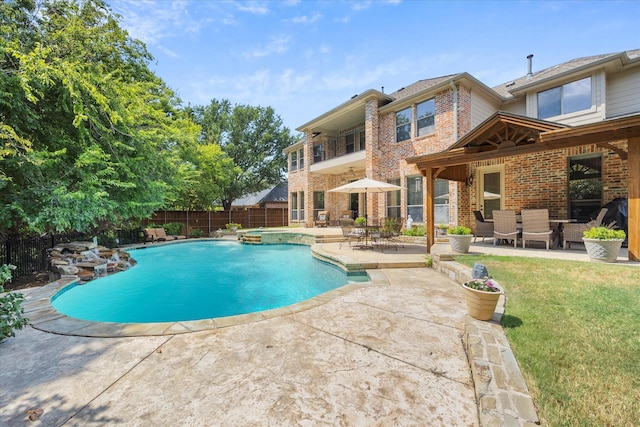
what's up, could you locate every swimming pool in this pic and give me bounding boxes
[51,240,367,323]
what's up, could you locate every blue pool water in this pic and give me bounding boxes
[52,240,367,323]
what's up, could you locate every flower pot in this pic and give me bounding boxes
[462,282,503,321]
[582,238,624,262]
[448,234,473,253]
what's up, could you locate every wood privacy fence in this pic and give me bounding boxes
[142,208,289,236]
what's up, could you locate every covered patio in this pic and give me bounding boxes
[407,111,640,261]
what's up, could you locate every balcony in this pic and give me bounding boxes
[310,150,366,174]
[310,132,366,175]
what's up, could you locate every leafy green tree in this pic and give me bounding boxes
[0,264,28,342]
[172,143,238,210]
[195,99,296,210]
[0,0,199,236]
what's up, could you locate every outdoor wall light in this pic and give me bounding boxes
[466,173,475,187]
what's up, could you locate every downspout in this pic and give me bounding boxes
[449,80,459,226]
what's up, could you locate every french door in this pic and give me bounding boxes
[478,166,504,219]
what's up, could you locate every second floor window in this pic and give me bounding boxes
[346,133,355,153]
[396,107,411,142]
[313,144,323,163]
[417,99,435,136]
[299,149,304,169]
[538,77,591,119]
[290,151,297,171]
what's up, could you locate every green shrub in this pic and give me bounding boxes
[0,265,29,342]
[190,229,203,238]
[355,217,367,226]
[583,226,626,240]
[382,217,399,232]
[225,223,242,230]
[403,225,426,236]
[447,225,472,235]
[163,222,183,235]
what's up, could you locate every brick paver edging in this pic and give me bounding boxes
[430,242,540,426]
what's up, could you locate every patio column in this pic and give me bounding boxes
[425,168,434,251]
[628,137,640,261]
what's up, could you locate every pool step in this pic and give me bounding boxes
[314,235,346,244]
[240,234,262,244]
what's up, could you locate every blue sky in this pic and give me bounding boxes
[108,0,640,133]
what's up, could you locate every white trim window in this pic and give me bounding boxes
[406,175,423,223]
[537,77,591,119]
[386,178,401,218]
[299,148,304,169]
[290,151,297,171]
[291,192,298,220]
[417,98,435,136]
[396,107,411,142]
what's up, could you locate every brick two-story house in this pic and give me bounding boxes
[285,49,640,260]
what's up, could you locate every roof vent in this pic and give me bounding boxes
[527,54,534,77]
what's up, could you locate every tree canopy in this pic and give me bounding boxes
[1,0,296,237]
[0,0,199,236]
[193,99,295,210]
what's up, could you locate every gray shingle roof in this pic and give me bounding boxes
[387,74,461,102]
[493,49,640,98]
[232,181,288,207]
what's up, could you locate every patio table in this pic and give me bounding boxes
[353,225,379,250]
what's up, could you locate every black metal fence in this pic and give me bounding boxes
[1,229,143,279]
[2,208,289,279]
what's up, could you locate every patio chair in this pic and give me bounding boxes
[144,227,168,243]
[563,207,608,249]
[521,209,553,250]
[376,217,404,250]
[473,210,494,242]
[340,210,353,220]
[493,210,520,248]
[316,210,330,227]
[339,218,363,249]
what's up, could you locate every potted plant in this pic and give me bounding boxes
[355,217,367,226]
[436,223,449,236]
[582,226,626,262]
[462,277,503,321]
[447,225,473,253]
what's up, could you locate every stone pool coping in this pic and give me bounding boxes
[23,261,390,339]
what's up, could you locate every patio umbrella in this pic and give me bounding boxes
[328,177,402,224]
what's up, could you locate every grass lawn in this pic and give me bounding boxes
[456,255,640,426]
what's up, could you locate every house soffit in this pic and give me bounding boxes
[296,89,392,135]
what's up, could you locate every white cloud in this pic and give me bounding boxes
[110,0,227,46]
[244,35,291,59]
[235,1,269,15]
[291,13,323,25]
[351,1,372,11]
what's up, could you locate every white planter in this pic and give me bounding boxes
[582,238,624,262]
[448,234,473,253]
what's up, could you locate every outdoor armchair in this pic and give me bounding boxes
[521,209,553,250]
[316,210,330,227]
[563,207,608,249]
[473,210,494,242]
[493,210,520,248]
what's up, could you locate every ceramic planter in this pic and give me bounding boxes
[448,234,473,253]
[582,238,624,262]
[462,282,503,321]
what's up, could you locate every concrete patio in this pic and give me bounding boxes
[2,229,631,426]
